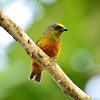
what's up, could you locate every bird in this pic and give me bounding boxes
[29,23,68,83]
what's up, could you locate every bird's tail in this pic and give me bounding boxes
[29,60,44,83]
[29,71,42,83]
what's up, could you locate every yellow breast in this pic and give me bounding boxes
[37,35,61,59]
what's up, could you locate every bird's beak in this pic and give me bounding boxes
[63,27,68,31]
[60,27,68,32]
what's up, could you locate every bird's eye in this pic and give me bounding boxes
[54,25,62,29]
[54,26,58,29]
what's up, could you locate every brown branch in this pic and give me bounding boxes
[0,10,93,100]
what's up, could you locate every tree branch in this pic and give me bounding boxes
[0,10,93,100]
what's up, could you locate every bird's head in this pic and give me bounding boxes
[44,23,68,38]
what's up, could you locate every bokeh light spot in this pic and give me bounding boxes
[85,75,100,100]
[4,0,34,30]
[70,48,93,72]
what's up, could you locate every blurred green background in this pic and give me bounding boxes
[0,0,100,100]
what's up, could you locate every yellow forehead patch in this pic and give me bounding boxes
[56,23,64,28]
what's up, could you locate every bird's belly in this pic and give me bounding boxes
[40,42,61,59]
